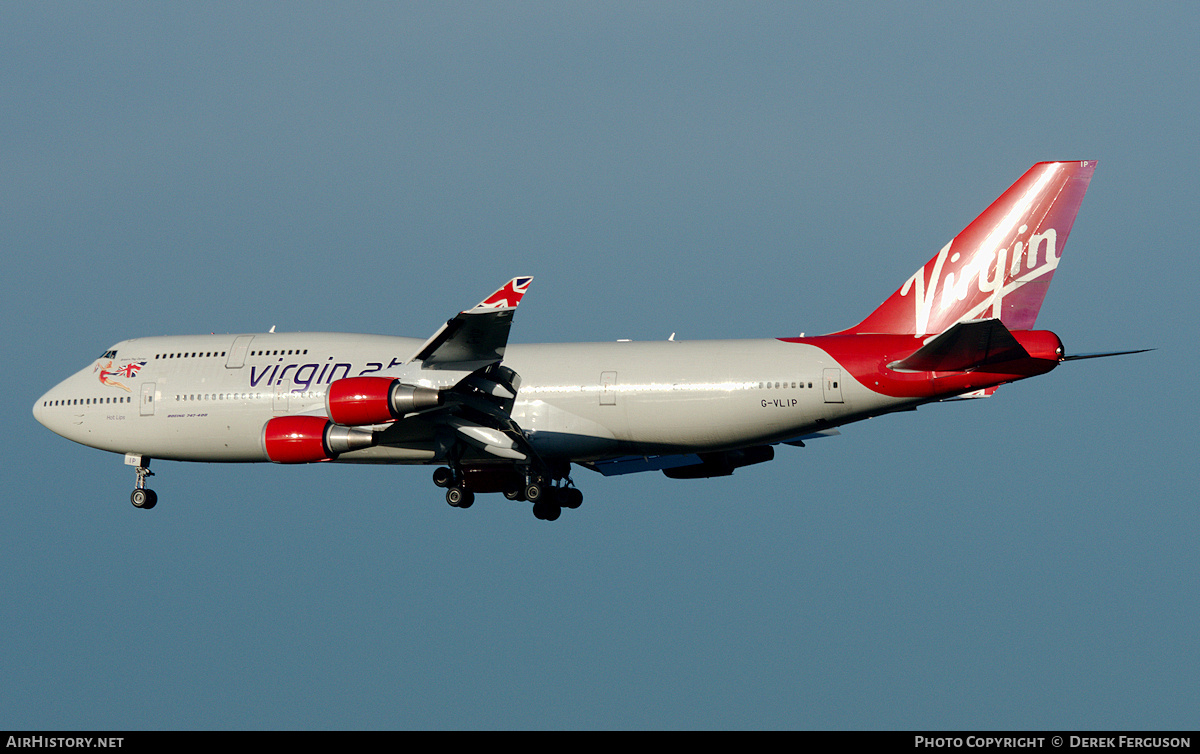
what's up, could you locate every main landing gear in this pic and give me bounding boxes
[525,481,583,521]
[128,456,157,510]
[433,466,583,521]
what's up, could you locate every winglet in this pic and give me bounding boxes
[409,277,534,366]
[469,277,533,311]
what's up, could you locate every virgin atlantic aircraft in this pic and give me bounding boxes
[34,161,1144,520]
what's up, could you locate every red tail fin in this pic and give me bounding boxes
[842,161,1097,336]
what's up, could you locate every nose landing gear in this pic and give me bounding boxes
[127,454,157,510]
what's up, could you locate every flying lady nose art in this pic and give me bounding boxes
[96,360,146,392]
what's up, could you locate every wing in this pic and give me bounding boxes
[409,277,533,369]
[395,278,546,463]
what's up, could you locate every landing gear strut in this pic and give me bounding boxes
[128,456,157,510]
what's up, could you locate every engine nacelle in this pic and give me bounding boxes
[262,415,375,464]
[326,377,441,426]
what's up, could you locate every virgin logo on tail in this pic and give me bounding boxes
[843,161,1096,337]
[901,224,1060,337]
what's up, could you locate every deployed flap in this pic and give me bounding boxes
[410,277,533,367]
[888,318,1028,373]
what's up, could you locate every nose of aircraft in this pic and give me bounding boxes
[32,392,45,426]
[32,370,91,440]
[32,378,63,423]
[33,384,65,436]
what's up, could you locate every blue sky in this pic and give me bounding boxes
[3,2,1196,729]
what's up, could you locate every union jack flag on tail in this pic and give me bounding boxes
[472,277,533,310]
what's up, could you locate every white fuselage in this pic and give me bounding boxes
[33,332,907,465]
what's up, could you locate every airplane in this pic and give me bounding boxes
[33,160,1146,521]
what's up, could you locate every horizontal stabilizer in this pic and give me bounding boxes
[888,319,1027,373]
[942,386,1001,401]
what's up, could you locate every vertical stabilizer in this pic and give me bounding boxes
[842,161,1096,336]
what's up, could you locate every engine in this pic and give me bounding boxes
[262,415,375,464]
[326,376,441,426]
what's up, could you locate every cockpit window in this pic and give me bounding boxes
[100,349,118,359]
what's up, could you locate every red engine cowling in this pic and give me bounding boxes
[262,415,375,464]
[326,377,441,426]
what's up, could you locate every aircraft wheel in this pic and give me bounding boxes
[432,467,454,488]
[131,488,157,509]
[524,481,544,503]
[532,501,561,521]
[562,488,583,510]
[503,488,526,501]
[445,487,473,508]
